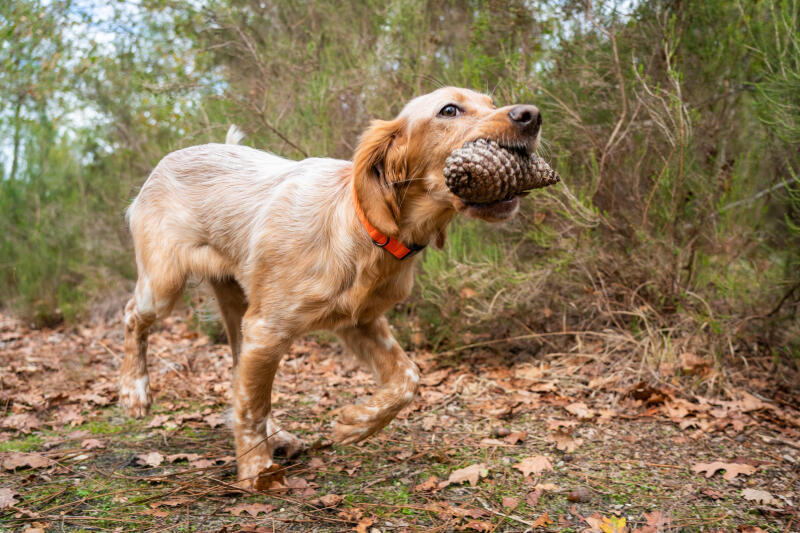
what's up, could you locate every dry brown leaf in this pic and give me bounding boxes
[439,463,488,488]
[0,487,18,509]
[149,498,190,508]
[253,463,286,491]
[355,517,374,533]
[317,493,343,507]
[136,452,165,467]
[546,419,579,431]
[147,414,171,428]
[203,412,227,428]
[501,496,518,509]
[691,461,756,481]
[547,430,583,452]
[458,520,492,532]
[565,402,594,419]
[414,476,439,492]
[503,431,526,444]
[531,512,553,528]
[526,488,542,507]
[80,438,106,450]
[166,453,201,463]
[225,502,276,517]
[1,452,55,471]
[741,488,780,506]
[513,455,553,477]
[680,352,711,373]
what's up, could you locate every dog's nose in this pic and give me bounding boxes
[508,105,541,136]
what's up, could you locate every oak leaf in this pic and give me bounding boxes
[80,438,106,450]
[1,452,54,471]
[691,461,756,481]
[565,402,594,419]
[225,502,276,517]
[317,493,343,507]
[513,455,553,477]
[414,476,439,492]
[439,463,489,488]
[531,512,553,528]
[741,488,780,506]
[502,496,518,509]
[136,452,165,467]
[0,487,18,509]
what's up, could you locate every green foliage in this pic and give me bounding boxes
[0,0,797,359]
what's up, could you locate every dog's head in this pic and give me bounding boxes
[353,87,543,238]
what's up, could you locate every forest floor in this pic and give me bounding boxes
[0,310,798,532]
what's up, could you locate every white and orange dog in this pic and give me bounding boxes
[121,87,542,488]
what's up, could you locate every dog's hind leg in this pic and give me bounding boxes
[120,271,184,418]
[209,278,248,366]
[332,316,420,444]
[211,280,304,460]
[232,312,302,489]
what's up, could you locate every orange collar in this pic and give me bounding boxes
[352,185,425,260]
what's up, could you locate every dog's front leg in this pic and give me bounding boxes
[233,318,294,490]
[333,316,420,444]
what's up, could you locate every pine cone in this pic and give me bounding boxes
[443,139,560,203]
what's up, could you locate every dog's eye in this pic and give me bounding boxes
[438,104,461,118]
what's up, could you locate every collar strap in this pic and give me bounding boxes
[352,185,426,260]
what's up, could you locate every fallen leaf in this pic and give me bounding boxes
[253,463,286,491]
[136,452,165,467]
[225,502,276,517]
[166,453,202,463]
[80,438,106,450]
[547,430,583,452]
[414,476,439,492]
[1,453,55,471]
[308,457,325,469]
[741,488,780,506]
[355,517,374,533]
[147,414,171,428]
[503,431,526,444]
[700,487,724,499]
[599,515,627,533]
[513,456,553,477]
[565,402,594,419]
[567,486,591,502]
[531,512,553,528]
[149,498,190,508]
[0,413,41,433]
[318,494,343,507]
[502,496,518,509]
[691,461,756,481]
[459,520,492,532]
[439,463,489,488]
[204,412,227,428]
[680,352,711,374]
[526,488,542,506]
[0,487,18,509]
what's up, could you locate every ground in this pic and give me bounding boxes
[0,310,798,532]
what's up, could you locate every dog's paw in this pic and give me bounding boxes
[236,459,284,491]
[268,428,305,459]
[332,420,374,445]
[119,376,151,418]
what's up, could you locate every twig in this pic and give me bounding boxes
[475,496,534,528]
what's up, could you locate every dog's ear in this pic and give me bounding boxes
[353,118,407,237]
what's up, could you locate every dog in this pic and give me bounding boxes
[120,87,542,488]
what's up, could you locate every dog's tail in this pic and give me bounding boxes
[225,125,246,145]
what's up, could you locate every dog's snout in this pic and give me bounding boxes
[508,105,541,135]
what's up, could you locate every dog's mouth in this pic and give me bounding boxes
[443,137,559,222]
[458,195,522,221]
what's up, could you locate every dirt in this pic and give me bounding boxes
[0,311,798,532]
